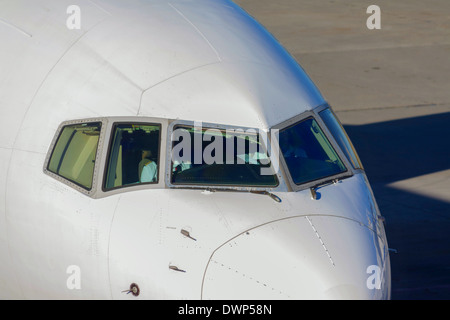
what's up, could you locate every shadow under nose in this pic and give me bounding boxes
[343,112,450,299]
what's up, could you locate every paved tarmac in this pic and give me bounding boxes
[235,0,450,300]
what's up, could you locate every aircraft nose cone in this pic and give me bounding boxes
[202,216,390,300]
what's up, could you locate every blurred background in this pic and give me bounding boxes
[235,0,450,300]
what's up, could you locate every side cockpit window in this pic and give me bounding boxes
[47,122,102,190]
[278,117,347,185]
[319,108,363,170]
[104,123,161,190]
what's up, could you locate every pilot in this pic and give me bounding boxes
[279,133,308,159]
[172,160,192,173]
[139,149,157,183]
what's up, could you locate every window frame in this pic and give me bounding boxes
[43,118,107,197]
[318,106,364,171]
[165,120,282,191]
[101,121,163,192]
[271,107,355,192]
[44,111,353,198]
[44,117,168,199]
[96,117,168,198]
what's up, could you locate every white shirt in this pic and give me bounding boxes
[140,161,157,183]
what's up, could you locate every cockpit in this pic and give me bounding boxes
[169,124,278,187]
[104,123,161,189]
[43,105,363,199]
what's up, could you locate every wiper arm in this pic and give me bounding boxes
[310,178,340,200]
[201,188,282,203]
[250,190,282,203]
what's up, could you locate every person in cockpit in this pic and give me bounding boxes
[279,132,308,159]
[138,149,157,183]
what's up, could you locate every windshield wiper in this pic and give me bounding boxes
[200,187,282,203]
[310,178,341,200]
[250,190,282,203]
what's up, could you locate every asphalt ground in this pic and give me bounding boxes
[235,0,450,300]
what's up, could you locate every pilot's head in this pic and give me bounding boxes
[142,149,152,159]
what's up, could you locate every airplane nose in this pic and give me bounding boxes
[201,216,390,300]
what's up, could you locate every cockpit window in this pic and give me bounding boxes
[279,117,346,185]
[170,125,278,187]
[319,108,363,170]
[48,122,102,190]
[104,123,161,190]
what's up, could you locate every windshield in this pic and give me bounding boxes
[170,125,278,187]
[48,122,102,190]
[278,117,347,185]
[319,108,363,170]
[104,123,161,190]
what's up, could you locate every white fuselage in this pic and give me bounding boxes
[0,0,390,299]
